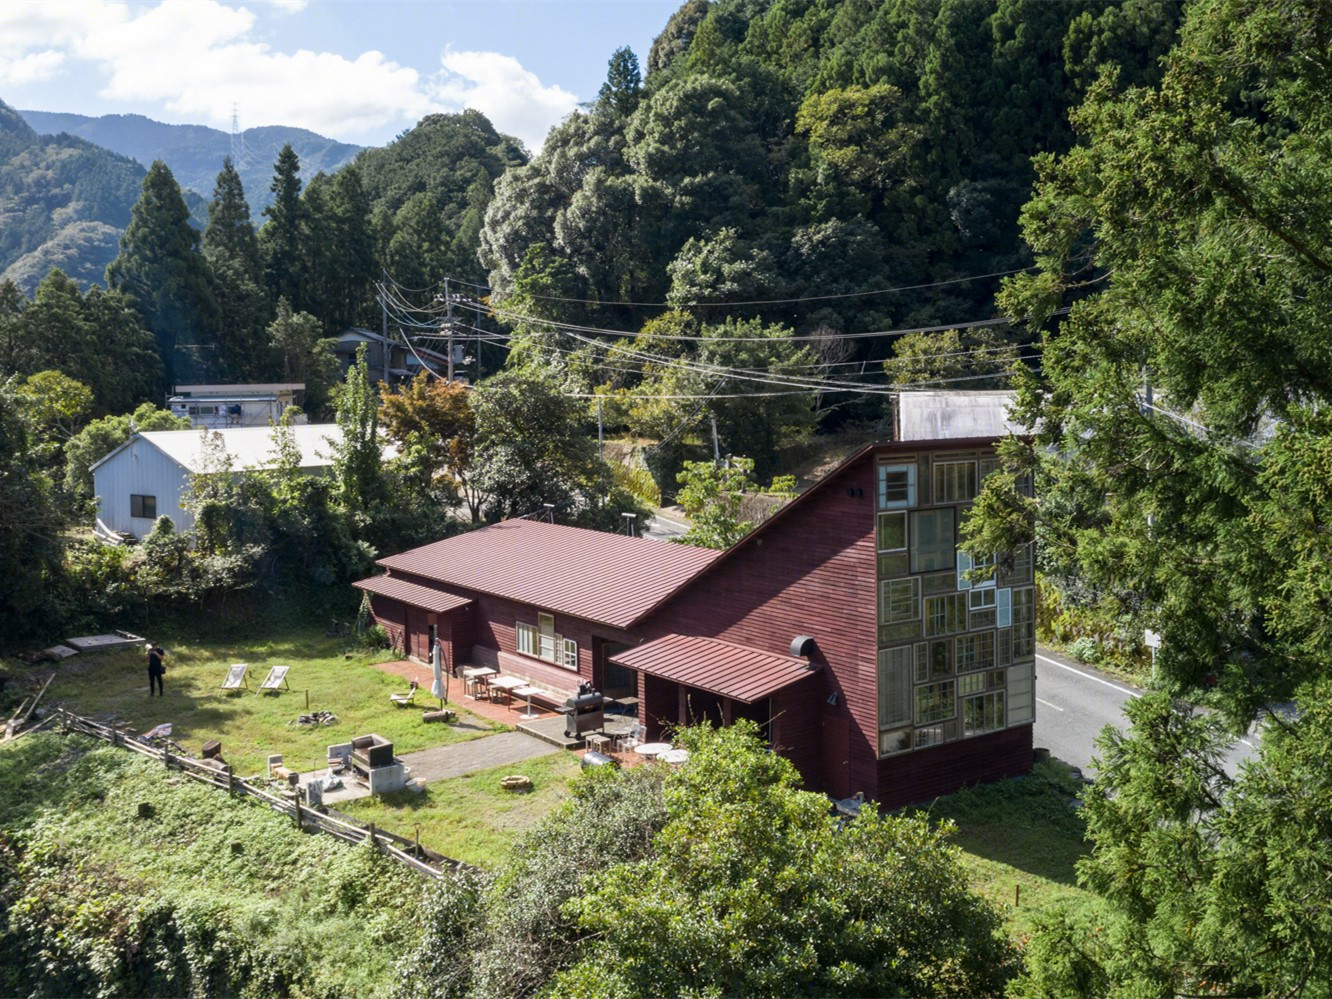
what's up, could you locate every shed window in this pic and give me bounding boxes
[130,494,156,519]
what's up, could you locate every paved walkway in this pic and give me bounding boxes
[299,729,559,804]
[400,730,557,782]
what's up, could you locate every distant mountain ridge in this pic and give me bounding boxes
[0,97,149,292]
[18,109,362,218]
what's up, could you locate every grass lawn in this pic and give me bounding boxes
[10,628,505,776]
[913,760,1096,940]
[340,751,583,868]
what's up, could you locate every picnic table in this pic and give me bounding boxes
[488,675,525,708]
[463,667,496,699]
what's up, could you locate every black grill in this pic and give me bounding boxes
[563,687,604,739]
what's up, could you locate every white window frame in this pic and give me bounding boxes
[130,494,157,519]
[562,637,578,671]
[957,550,997,591]
[515,621,537,656]
[877,463,916,510]
[933,459,978,503]
[877,511,908,552]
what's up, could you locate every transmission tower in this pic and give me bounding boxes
[230,104,250,167]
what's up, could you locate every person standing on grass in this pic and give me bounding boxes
[147,645,165,697]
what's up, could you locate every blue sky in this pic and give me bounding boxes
[0,0,682,151]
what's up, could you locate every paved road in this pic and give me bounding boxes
[1033,646,1257,778]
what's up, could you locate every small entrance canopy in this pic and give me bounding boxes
[610,634,819,704]
[353,575,473,614]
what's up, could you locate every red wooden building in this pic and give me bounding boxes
[355,438,1034,808]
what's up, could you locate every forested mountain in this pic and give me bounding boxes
[0,98,148,292]
[18,109,361,219]
[480,0,1183,428]
[355,110,527,292]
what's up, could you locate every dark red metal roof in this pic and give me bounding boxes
[374,520,722,629]
[353,574,474,614]
[610,633,820,703]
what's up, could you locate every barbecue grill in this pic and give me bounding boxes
[563,687,605,739]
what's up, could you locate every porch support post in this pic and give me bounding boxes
[678,684,688,726]
[722,698,733,726]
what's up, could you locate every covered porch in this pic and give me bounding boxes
[611,634,821,745]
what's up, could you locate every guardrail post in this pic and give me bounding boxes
[293,793,302,830]
[163,745,171,770]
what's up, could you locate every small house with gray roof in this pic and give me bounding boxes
[91,424,349,541]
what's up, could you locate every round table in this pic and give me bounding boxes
[659,748,689,764]
[633,741,672,758]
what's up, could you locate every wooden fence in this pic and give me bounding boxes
[54,708,468,881]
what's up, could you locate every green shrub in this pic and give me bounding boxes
[360,623,391,650]
[1069,636,1104,664]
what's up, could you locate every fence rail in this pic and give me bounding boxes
[55,708,467,881]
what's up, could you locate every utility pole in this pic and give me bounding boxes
[381,269,390,384]
[444,278,454,383]
[711,414,721,464]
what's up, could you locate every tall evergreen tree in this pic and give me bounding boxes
[203,158,269,381]
[260,144,306,311]
[300,166,375,334]
[105,161,219,385]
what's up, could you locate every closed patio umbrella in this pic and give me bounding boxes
[431,639,447,708]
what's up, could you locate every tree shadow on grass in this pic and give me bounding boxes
[907,760,1089,887]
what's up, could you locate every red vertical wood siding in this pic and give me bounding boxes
[876,725,1033,810]
[638,459,879,794]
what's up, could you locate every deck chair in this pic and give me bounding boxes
[389,687,416,708]
[220,663,249,693]
[257,665,290,695]
[614,722,644,754]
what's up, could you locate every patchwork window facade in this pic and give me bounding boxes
[876,447,1036,758]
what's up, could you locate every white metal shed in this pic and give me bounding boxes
[90,424,346,539]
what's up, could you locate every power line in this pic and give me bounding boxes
[455,296,1062,343]
[436,266,1037,308]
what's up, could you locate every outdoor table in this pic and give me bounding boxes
[633,741,672,759]
[513,684,542,719]
[463,667,496,699]
[584,733,610,753]
[659,748,689,764]
[488,675,525,707]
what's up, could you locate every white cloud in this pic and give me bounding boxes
[432,49,578,151]
[0,0,575,148]
[262,0,309,11]
[0,50,65,87]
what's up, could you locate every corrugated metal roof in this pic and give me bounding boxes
[353,575,473,614]
[375,520,722,629]
[610,634,819,703]
[91,424,389,474]
[143,424,343,472]
[896,390,1023,441]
